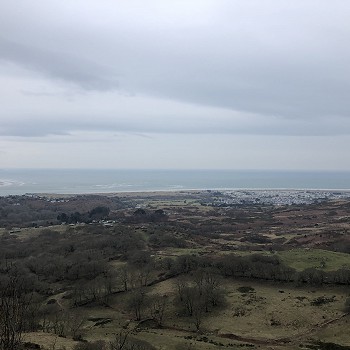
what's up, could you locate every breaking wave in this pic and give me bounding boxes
[0,179,25,188]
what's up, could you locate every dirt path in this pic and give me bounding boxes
[56,297,65,310]
[218,332,290,346]
[291,312,348,339]
[218,312,349,346]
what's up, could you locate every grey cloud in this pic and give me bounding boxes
[2,111,350,138]
[0,37,119,90]
[131,50,350,120]
[0,124,70,137]
[1,0,350,138]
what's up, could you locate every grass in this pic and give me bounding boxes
[312,316,350,346]
[147,276,348,347]
[215,248,350,272]
[277,249,350,271]
[23,272,350,350]
[23,332,79,350]
[137,329,248,349]
[157,247,208,257]
[206,280,347,343]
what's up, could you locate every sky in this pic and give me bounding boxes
[1,0,350,170]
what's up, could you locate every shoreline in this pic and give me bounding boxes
[2,169,350,196]
[3,187,350,198]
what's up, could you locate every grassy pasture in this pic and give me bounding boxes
[201,280,345,340]
[24,274,350,349]
[312,315,350,346]
[211,248,350,272]
[116,277,348,349]
[23,332,79,350]
[278,249,350,271]
[158,247,208,257]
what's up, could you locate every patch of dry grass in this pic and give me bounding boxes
[23,332,79,350]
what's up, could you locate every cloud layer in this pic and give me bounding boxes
[1,1,350,169]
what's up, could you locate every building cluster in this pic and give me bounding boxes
[210,190,350,206]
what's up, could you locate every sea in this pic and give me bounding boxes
[0,169,350,196]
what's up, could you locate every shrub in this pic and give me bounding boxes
[74,341,106,350]
[311,296,336,306]
[237,286,255,293]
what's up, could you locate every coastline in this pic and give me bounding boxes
[2,168,350,196]
[3,188,349,209]
[3,187,350,199]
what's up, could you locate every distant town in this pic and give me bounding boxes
[205,189,350,206]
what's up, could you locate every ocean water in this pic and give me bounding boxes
[0,169,350,196]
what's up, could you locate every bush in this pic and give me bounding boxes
[306,341,350,350]
[237,286,255,293]
[311,296,336,306]
[74,341,106,350]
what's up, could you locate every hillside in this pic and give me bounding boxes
[1,190,350,350]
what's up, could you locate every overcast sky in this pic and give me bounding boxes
[1,0,350,170]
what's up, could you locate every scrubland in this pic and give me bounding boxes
[1,191,350,350]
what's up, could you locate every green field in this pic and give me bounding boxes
[219,248,350,272]
[278,248,350,271]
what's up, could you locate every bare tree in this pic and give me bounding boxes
[182,287,198,317]
[127,289,146,321]
[149,294,168,327]
[136,266,152,287]
[109,329,155,350]
[0,275,31,350]
[118,266,129,291]
[174,277,188,302]
[103,270,115,296]
[109,329,130,350]
[193,269,205,296]
[192,302,203,332]
[202,269,222,310]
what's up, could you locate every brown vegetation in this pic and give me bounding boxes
[1,191,350,349]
